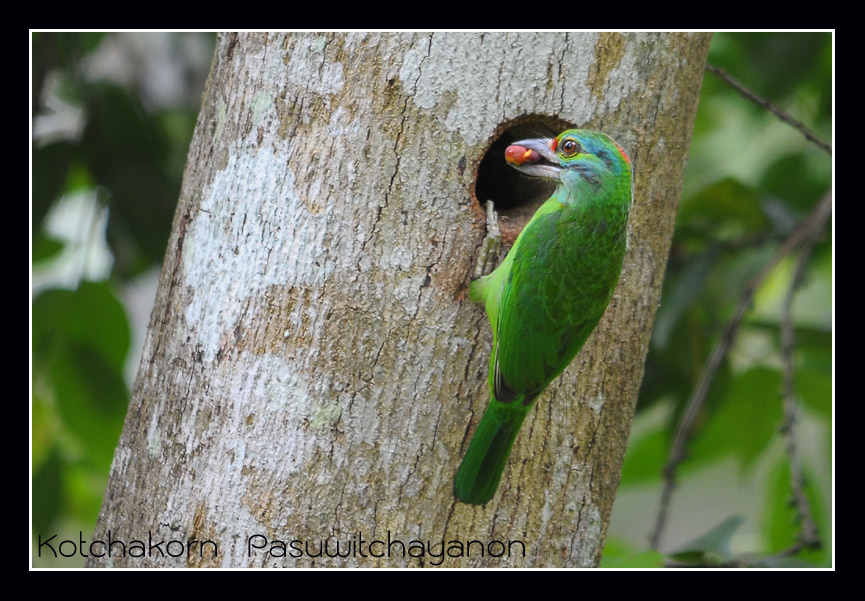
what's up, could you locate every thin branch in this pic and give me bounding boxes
[650,192,832,551]
[666,539,821,568]
[706,64,832,156]
[779,195,830,551]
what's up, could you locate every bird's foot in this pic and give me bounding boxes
[473,200,502,280]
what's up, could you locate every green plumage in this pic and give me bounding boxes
[454,129,633,505]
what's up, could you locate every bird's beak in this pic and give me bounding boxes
[505,137,561,180]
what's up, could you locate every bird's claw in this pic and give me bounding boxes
[473,200,502,280]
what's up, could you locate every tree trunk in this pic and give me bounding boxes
[89,32,711,567]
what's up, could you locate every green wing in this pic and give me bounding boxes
[494,202,624,404]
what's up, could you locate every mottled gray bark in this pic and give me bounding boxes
[89,31,711,567]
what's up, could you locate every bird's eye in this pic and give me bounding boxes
[560,139,581,157]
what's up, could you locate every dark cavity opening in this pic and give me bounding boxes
[473,115,575,244]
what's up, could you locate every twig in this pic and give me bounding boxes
[779,195,831,551]
[706,64,832,156]
[664,539,820,568]
[650,192,832,551]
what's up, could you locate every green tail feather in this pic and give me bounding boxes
[454,407,529,505]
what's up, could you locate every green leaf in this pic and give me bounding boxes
[619,427,668,484]
[32,389,54,471]
[795,368,832,419]
[65,459,112,525]
[795,325,833,373]
[32,140,77,233]
[33,32,107,77]
[678,178,768,242]
[668,515,745,565]
[689,367,783,468]
[32,446,64,534]
[32,281,131,372]
[49,343,128,467]
[763,457,831,567]
[651,247,718,351]
[600,539,665,568]
[709,32,831,106]
[32,233,65,264]
[79,83,181,277]
[760,154,830,215]
[32,282,131,470]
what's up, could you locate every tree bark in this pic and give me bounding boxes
[89,31,711,567]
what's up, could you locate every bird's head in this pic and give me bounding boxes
[505,129,631,191]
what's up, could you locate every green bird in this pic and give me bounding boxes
[454,129,633,505]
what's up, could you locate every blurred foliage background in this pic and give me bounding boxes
[30,32,833,568]
[31,32,215,567]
